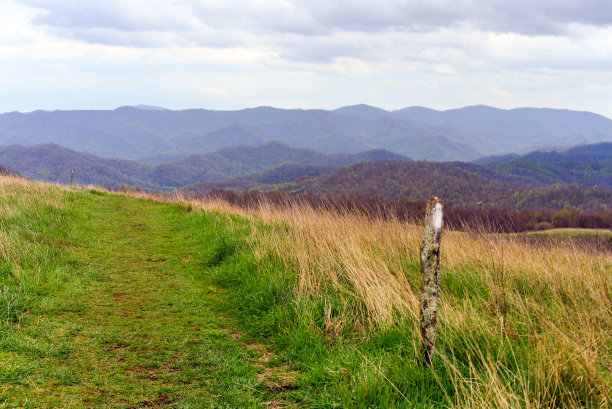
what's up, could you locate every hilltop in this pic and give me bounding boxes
[1,175,609,407]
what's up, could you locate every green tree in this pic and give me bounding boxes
[552,208,575,228]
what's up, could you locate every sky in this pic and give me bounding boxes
[1,0,611,117]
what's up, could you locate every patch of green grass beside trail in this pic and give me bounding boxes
[520,228,612,238]
[208,236,459,408]
[0,187,275,408]
[516,228,612,251]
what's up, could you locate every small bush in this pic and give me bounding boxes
[88,189,106,196]
[533,221,553,230]
[552,208,575,227]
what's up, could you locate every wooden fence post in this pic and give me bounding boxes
[420,196,444,364]
[70,170,74,187]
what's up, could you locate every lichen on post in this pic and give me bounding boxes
[419,195,444,365]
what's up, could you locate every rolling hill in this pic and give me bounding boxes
[179,163,338,193]
[0,142,408,190]
[0,143,152,188]
[2,104,610,161]
[282,161,611,212]
[460,142,612,188]
[183,159,611,213]
[6,138,609,213]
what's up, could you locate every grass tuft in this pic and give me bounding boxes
[0,285,30,324]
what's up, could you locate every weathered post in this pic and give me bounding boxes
[70,170,74,187]
[419,196,444,365]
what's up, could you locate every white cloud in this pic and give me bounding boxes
[0,0,610,118]
[18,0,612,39]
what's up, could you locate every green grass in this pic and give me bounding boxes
[517,227,612,251]
[206,241,475,408]
[521,227,612,237]
[0,185,282,408]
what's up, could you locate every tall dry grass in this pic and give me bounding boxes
[0,176,70,276]
[182,194,611,408]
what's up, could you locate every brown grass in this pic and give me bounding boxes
[183,193,611,408]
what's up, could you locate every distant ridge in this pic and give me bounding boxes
[281,160,611,213]
[461,142,612,188]
[0,141,408,190]
[0,104,610,161]
[391,105,612,154]
[182,142,612,213]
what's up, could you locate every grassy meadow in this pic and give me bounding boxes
[0,175,610,408]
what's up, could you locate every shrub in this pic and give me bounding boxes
[0,166,20,178]
[533,221,553,231]
[552,208,575,227]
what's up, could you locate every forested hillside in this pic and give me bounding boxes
[275,161,611,212]
[2,138,610,214]
[0,143,152,187]
[461,142,612,188]
[176,142,612,213]
[180,163,336,193]
[0,142,407,190]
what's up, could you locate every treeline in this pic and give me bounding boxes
[285,160,612,213]
[463,142,612,188]
[193,189,612,233]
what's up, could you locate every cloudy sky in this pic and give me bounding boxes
[1,0,611,116]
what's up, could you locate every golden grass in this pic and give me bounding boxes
[183,194,611,408]
[0,176,71,278]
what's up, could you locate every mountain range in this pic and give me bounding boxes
[1,104,611,161]
[182,143,612,213]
